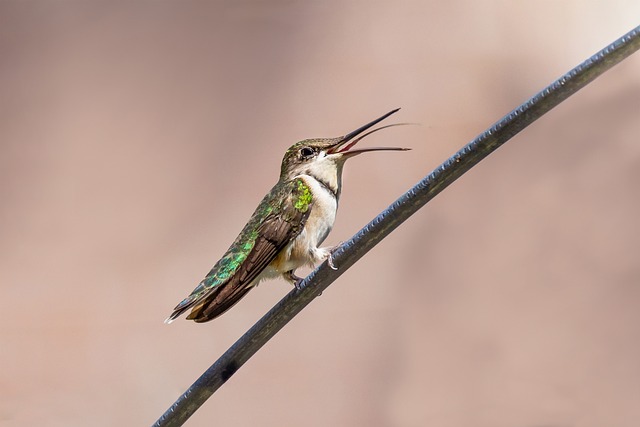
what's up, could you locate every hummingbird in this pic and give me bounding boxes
[165,108,409,323]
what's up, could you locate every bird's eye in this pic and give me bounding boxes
[299,147,315,159]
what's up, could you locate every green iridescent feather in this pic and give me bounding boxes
[294,179,312,212]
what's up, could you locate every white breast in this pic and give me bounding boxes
[298,174,338,247]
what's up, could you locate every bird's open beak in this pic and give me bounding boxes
[327,108,411,156]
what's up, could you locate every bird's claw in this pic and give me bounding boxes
[327,253,337,270]
[326,242,343,270]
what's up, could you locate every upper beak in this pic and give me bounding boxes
[327,108,411,156]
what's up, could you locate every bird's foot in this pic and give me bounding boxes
[320,242,342,270]
[285,270,304,290]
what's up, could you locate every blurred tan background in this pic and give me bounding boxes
[1,1,639,426]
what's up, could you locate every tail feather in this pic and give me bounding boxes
[188,284,254,322]
[164,280,251,323]
[164,297,198,324]
[164,276,221,324]
[165,267,258,323]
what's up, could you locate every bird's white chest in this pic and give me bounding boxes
[299,175,337,247]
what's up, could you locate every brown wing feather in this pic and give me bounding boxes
[186,181,311,322]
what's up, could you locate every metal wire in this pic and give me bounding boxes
[153,25,640,427]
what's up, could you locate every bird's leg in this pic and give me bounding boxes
[284,270,304,290]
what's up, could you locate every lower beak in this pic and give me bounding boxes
[340,145,410,157]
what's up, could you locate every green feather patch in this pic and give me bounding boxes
[293,179,312,212]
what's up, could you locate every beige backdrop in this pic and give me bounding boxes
[1,2,640,426]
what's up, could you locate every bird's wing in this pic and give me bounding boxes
[165,178,313,323]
